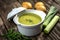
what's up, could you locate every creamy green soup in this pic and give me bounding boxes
[18,13,42,25]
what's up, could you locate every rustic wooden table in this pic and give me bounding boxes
[0,0,60,40]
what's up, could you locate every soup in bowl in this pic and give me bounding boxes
[18,13,42,26]
[13,9,46,36]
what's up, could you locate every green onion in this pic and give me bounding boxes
[44,15,59,34]
[43,10,58,27]
[45,6,56,19]
[2,29,32,40]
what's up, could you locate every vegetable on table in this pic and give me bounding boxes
[45,6,56,19]
[36,6,46,11]
[43,6,58,27]
[44,15,60,34]
[35,2,46,12]
[22,2,32,9]
[2,29,32,40]
[43,9,58,27]
[35,2,44,7]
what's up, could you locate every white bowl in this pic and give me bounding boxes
[13,9,46,36]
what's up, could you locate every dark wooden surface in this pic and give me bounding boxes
[0,0,60,40]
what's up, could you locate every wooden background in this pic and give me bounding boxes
[0,0,60,40]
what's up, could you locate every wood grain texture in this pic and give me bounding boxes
[0,0,60,40]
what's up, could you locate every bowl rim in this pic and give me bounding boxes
[13,9,46,28]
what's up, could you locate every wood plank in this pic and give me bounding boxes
[0,0,60,40]
[0,0,21,29]
[0,17,3,26]
[0,17,7,40]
